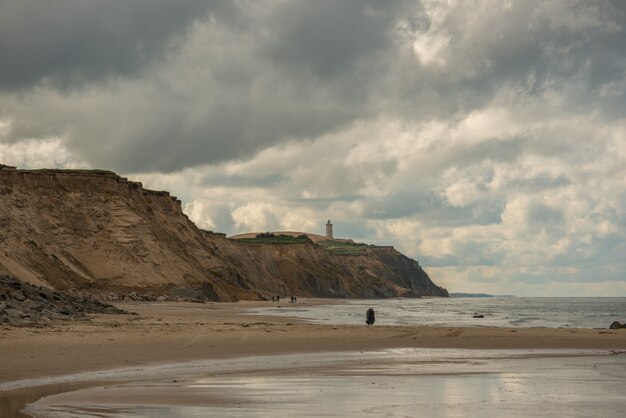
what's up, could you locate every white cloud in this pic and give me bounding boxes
[182,200,218,231]
[0,137,84,169]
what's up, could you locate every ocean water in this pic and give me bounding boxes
[248,297,626,329]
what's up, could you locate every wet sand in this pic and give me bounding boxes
[24,349,626,417]
[1,300,626,416]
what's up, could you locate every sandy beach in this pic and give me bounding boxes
[2,300,626,416]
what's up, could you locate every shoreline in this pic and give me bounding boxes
[2,300,626,383]
[2,300,626,416]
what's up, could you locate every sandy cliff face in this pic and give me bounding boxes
[214,240,446,298]
[0,166,447,300]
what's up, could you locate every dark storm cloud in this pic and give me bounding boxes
[1,0,406,172]
[3,0,626,174]
[0,0,218,90]
[263,0,392,79]
[392,1,626,122]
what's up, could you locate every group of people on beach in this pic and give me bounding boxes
[270,295,298,303]
[269,294,376,325]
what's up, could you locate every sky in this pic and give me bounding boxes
[1,0,625,296]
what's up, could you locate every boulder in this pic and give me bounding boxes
[7,300,22,310]
[609,321,625,329]
[0,275,128,327]
[22,298,37,309]
[11,290,26,301]
[5,308,23,318]
[7,316,28,326]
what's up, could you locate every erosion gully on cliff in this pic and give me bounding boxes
[0,164,447,301]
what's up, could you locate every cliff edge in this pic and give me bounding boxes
[0,165,447,300]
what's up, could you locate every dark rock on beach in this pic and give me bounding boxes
[609,321,625,329]
[0,274,127,327]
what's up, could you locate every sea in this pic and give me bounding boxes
[247,297,626,329]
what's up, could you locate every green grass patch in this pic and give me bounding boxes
[237,236,310,244]
[316,240,372,255]
[23,168,116,175]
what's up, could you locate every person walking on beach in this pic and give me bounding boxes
[366,308,375,325]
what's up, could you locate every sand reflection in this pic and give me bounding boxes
[24,349,626,417]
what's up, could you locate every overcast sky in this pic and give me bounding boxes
[1,0,625,296]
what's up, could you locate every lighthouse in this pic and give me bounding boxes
[325,220,333,239]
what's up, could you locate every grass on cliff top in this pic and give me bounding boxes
[23,168,116,175]
[316,240,372,255]
[237,236,310,244]
[236,237,380,254]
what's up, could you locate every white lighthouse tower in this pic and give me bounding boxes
[325,220,333,239]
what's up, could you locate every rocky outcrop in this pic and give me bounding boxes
[609,321,625,329]
[0,166,447,300]
[0,274,126,326]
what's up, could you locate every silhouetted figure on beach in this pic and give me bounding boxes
[366,308,375,325]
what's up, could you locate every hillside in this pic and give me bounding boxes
[0,165,448,301]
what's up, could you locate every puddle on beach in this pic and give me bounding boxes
[19,349,626,417]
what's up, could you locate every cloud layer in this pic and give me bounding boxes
[1,0,625,296]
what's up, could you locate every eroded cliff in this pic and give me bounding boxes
[0,165,447,300]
